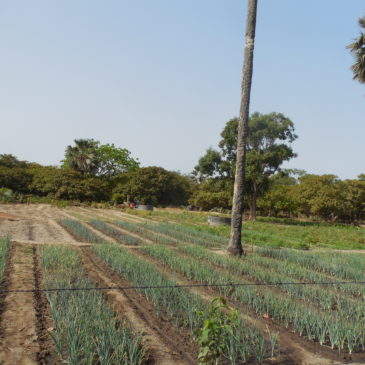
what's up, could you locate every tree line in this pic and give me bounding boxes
[189,112,364,224]
[1,121,364,223]
[0,141,192,207]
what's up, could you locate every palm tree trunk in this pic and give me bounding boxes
[227,0,258,256]
[249,182,258,221]
[249,195,257,221]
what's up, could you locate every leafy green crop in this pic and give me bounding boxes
[40,245,145,365]
[93,243,271,363]
[141,244,365,352]
[59,219,108,243]
[88,219,143,245]
[0,237,10,281]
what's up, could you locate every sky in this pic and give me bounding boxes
[0,0,364,179]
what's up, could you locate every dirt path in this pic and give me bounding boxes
[0,243,40,365]
[13,239,91,247]
[79,247,195,365]
[0,204,63,220]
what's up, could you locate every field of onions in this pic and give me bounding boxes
[0,205,364,364]
[0,237,10,281]
[92,243,273,363]
[82,217,365,355]
[53,219,276,363]
[39,245,145,365]
[59,218,109,243]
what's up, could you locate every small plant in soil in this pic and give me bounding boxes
[196,296,238,365]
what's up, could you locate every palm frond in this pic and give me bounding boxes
[348,16,365,84]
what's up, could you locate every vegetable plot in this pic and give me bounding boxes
[140,244,365,353]
[40,245,145,365]
[0,237,10,281]
[92,243,273,363]
[59,219,108,243]
[88,219,144,245]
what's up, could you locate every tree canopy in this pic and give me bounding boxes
[112,167,193,206]
[258,172,365,223]
[0,154,30,168]
[62,139,140,176]
[62,139,99,175]
[193,112,297,219]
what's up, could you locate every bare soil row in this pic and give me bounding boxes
[0,243,57,364]
[0,242,195,364]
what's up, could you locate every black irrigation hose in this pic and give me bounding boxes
[1,280,365,294]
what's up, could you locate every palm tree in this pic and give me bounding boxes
[65,139,98,175]
[227,0,258,256]
[347,16,365,83]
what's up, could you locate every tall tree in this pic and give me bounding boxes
[62,139,99,175]
[228,0,258,256]
[193,148,222,182]
[243,113,297,220]
[194,113,297,220]
[347,16,365,83]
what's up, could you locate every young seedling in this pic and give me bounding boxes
[196,297,238,365]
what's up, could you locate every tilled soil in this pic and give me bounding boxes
[32,246,60,365]
[0,243,40,365]
[0,204,76,244]
[80,247,196,365]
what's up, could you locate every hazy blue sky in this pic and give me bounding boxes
[1,1,364,179]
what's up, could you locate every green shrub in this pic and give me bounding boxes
[30,167,109,202]
[0,167,32,193]
[0,188,17,203]
[112,166,193,206]
[189,191,232,210]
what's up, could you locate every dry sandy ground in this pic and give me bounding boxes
[0,204,76,244]
[0,204,140,246]
[0,244,40,365]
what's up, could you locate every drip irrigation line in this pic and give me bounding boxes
[1,280,365,294]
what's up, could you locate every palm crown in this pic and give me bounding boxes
[347,16,365,83]
[65,139,98,175]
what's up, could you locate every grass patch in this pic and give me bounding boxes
[123,208,365,250]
